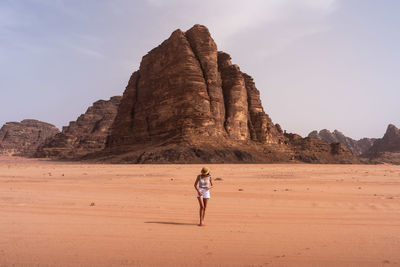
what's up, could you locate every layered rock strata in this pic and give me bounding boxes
[0,119,59,156]
[107,25,284,148]
[36,96,121,159]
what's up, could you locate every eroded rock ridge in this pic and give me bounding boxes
[308,129,376,156]
[0,119,59,156]
[36,96,121,159]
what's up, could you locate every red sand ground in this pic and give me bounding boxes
[0,156,399,266]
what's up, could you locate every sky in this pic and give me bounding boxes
[0,0,399,139]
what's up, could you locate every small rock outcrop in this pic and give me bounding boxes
[0,119,59,156]
[362,124,400,164]
[35,96,121,159]
[308,129,376,156]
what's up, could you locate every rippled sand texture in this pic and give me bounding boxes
[1,157,399,266]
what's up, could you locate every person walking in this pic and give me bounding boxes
[194,167,214,226]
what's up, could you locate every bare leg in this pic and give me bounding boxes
[202,198,208,225]
[197,197,204,226]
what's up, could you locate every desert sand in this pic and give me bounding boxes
[0,156,399,266]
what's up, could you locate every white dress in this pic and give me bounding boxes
[197,175,211,199]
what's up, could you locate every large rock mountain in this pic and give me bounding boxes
[308,129,376,156]
[107,25,283,149]
[362,124,400,164]
[0,119,59,156]
[91,24,357,163]
[35,96,121,159]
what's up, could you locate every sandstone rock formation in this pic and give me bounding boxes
[35,96,121,159]
[286,133,358,164]
[308,129,376,156]
[362,124,400,164]
[91,24,358,164]
[106,26,284,150]
[0,119,59,156]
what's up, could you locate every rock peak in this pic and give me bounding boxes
[386,123,399,133]
[188,24,209,30]
[383,124,400,140]
[362,124,400,164]
[170,28,185,37]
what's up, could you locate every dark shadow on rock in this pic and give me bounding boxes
[144,221,197,226]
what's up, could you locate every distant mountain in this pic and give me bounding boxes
[285,133,359,164]
[0,119,59,156]
[35,96,121,159]
[362,124,400,164]
[308,129,376,156]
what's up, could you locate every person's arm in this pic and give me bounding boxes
[194,175,200,193]
[208,176,214,190]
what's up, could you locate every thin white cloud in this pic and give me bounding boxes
[60,33,105,59]
[0,1,104,60]
[145,0,337,43]
[63,42,105,59]
[303,0,337,11]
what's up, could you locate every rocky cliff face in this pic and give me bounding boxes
[308,129,376,156]
[92,24,357,164]
[362,124,400,164]
[367,124,400,153]
[106,25,284,149]
[35,96,121,159]
[0,119,59,156]
[357,138,377,155]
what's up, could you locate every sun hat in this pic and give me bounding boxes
[201,167,210,175]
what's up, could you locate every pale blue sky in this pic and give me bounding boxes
[1,0,399,139]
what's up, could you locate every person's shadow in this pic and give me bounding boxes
[144,221,197,226]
